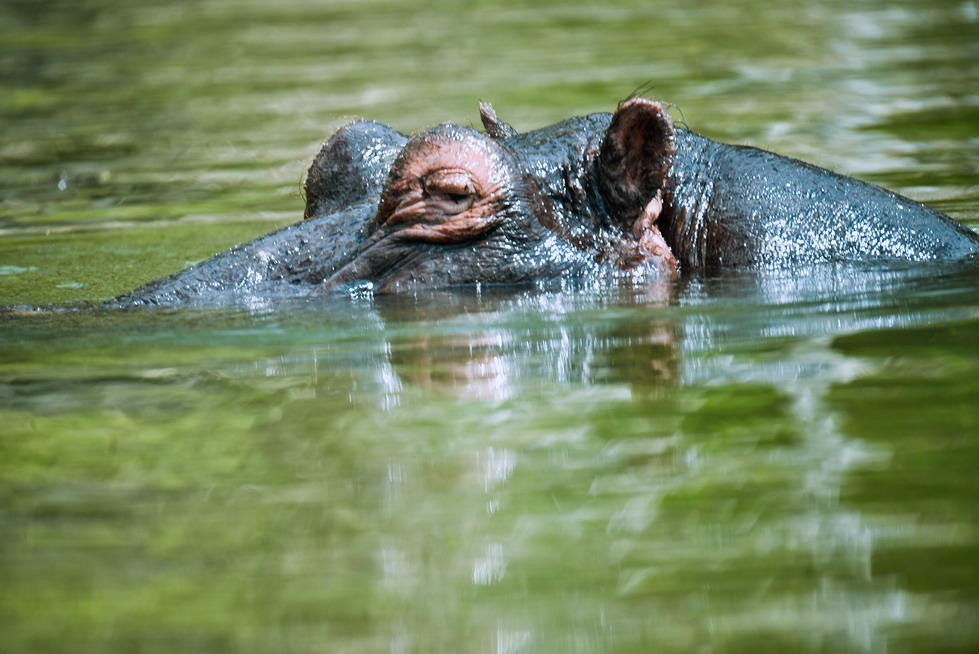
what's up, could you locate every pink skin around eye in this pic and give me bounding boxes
[424,169,477,198]
[423,169,477,214]
[376,134,510,242]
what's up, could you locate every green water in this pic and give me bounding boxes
[2,1,979,652]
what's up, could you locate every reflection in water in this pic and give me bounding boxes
[391,331,516,401]
[472,542,508,586]
[180,261,974,652]
[307,261,978,406]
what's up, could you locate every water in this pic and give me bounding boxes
[2,1,978,652]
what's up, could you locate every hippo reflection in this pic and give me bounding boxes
[113,99,979,306]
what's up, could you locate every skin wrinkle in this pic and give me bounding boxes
[322,231,428,290]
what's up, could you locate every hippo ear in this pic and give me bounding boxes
[597,99,676,224]
[479,101,519,139]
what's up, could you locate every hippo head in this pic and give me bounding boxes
[307,98,679,293]
[113,95,979,308]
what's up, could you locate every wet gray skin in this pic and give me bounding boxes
[113,99,979,306]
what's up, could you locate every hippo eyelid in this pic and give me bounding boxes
[423,169,479,199]
[428,193,475,215]
[421,169,480,215]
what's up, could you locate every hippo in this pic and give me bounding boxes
[110,98,979,306]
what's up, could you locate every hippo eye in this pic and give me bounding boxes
[423,169,478,215]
